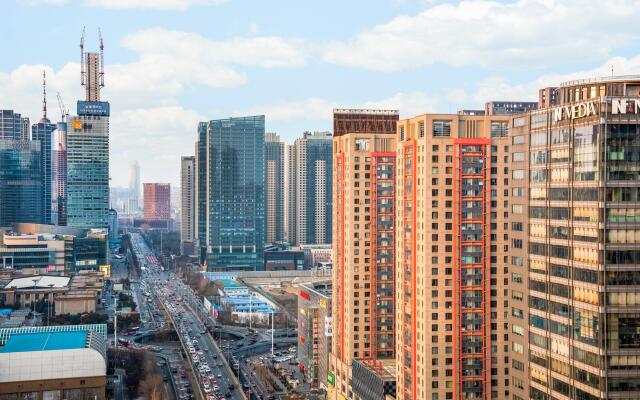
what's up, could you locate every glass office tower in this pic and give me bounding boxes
[66,114,109,228]
[204,115,265,270]
[508,77,640,400]
[32,118,57,224]
[0,139,43,226]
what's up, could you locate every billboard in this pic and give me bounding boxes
[99,265,111,278]
[77,101,110,116]
[324,316,333,337]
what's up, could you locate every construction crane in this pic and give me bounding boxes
[98,27,105,88]
[56,92,69,122]
[80,26,86,86]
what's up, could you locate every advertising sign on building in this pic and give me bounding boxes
[324,316,333,337]
[77,101,110,117]
[327,372,335,386]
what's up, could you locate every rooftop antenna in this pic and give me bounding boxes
[80,26,86,86]
[42,70,47,120]
[611,64,614,77]
[98,28,105,88]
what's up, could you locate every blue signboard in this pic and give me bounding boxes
[77,101,110,116]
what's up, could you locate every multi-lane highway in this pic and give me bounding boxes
[128,232,244,400]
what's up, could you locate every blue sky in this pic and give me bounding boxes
[3,0,640,186]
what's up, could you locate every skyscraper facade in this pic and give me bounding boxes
[67,38,110,229]
[265,132,285,243]
[0,110,29,140]
[143,183,171,223]
[128,160,141,213]
[391,112,515,400]
[202,115,265,270]
[330,109,399,400]
[195,122,208,264]
[287,131,333,246]
[180,156,196,255]
[52,122,68,226]
[285,144,296,243]
[66,113,109,228]
[0,139,42,227]
[32,118,57,224]
[508,77,640,400]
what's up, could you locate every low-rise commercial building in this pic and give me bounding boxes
[0,325,107,399]
[297,281,332,389]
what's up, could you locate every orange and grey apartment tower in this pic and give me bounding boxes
[330,109,399,400]
[394,112,515,400]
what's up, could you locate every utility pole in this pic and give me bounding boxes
[271,310,274,356]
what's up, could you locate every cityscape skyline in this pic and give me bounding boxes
[4,1,640,187]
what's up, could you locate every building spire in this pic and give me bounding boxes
[42,69,47,120]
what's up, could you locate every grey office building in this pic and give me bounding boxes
[200,115,265,271]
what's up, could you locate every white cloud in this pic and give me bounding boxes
[109,106,205,185]
[236,98,335,121]
[324,0,640,71]
[86,0,227,11]
[123,28,306,69]
[236,91,440,123]
[17,0,68,5]
[362,91,439,117]
[466,54,640,105]
[0,27,306,186]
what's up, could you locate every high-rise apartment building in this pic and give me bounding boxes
[198,116,265,271]
[392,112,516,400]
[330,109,399,400]
[0,110,29,140]
[180,156,196,254]
[129,160,141,213]
[143,183,171,223]
[265,132,285,243]
[67,34,109,229]
[287,131,332,246]
[508,77,640,400]
[0,139,43,227]
[285,144,296,243]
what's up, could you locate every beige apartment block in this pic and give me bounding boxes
[330,109,399,400]
[394,112,513,400]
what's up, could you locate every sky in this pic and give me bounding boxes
[2,0,640,187]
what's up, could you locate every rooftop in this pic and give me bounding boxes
[4,275,70,290]
[0,330,88,353]
[561,75,640,87]
[333,108,399,115]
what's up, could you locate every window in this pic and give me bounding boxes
[511,205,523,214]
[419,121,425,138]
[355,139,370,151]
[512,135,525,145]
[512,188,524,197]
[491,121,509,137]
[512,170,524,180]
[512,152,525,162]
[433,120,452,137]
[513,117,525,128]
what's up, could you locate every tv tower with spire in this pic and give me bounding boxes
[31,69,57,225]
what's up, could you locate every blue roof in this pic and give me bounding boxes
[0,330,88,353]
